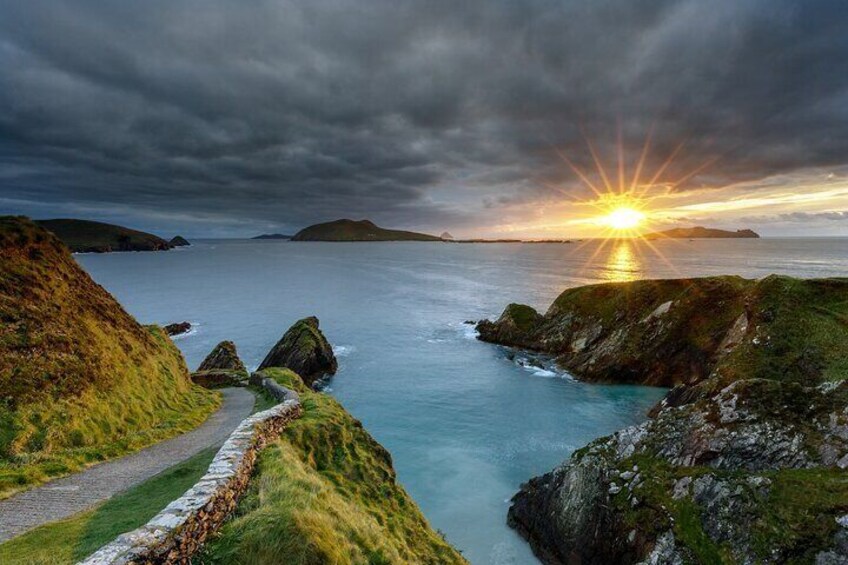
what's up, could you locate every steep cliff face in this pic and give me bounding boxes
[479,275,848,563]
[0,216,217,496]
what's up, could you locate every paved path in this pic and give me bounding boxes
[0,388,255,543]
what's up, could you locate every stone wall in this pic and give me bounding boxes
[80,396,302,565]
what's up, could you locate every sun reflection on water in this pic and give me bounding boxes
[603,240,641,282]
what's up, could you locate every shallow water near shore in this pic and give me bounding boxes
[77,238,848,564]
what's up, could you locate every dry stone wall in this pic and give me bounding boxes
[79,395,302,565]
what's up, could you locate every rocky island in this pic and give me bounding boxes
[251,233,293,240]
[291,218,443,241]
[645,226,760,239]
[478,275,848,563]
[35,218,174,253]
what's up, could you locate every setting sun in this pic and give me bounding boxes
[602,207,646,230]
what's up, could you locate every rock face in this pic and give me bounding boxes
[258,317,337,386]
[192,341,249,387]
[164,321,192,336]
[169,235,190,246]
[480,275,848,563]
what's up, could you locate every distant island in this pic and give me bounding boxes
[169,235,190,247]
[291,219,442,241]
[645,226,760,239]
[251,233,293,240]
[36,219,173,253]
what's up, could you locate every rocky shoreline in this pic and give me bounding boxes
[478,275,848,563]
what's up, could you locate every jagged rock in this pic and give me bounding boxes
[164,321,192,336]
[192,341,248,387]
[258,317,337,386]
[169,235,190,246]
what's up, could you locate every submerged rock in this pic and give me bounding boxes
[164,321,192,336]
[258,317,337,386]
[192,340,248,387]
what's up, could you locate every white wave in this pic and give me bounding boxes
[332,344,356,357]
[169,322,200,340]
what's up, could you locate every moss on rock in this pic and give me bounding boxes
[258,317,338,386]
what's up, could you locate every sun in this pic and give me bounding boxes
[603,207,646,230]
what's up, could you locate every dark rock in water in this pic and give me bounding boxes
[463,320,476,325]
[258,317,337,386]
[476,303,542,348]
[169,235,190,246]
[198,340,247,373]
[192,340,248,387]
[164,321,192,336]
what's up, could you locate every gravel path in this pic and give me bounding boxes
[0,387,255,543]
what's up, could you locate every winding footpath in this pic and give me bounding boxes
[0,388,255,543]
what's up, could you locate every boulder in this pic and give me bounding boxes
[192,340,248,387]
[258,317,337,386]
[164,321,192,336]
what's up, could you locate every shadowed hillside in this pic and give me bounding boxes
[291,219,443,241]
[36,219,172,253]
[0,216,218,497]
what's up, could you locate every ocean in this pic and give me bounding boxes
[77,237,848,564]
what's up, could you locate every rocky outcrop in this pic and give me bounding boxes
[258,317,337,386]
[164,321,192,336]
[477,276,756,388]
[192,341,249,387]
[80,397,302,565]
[169,235,190,247]
[481,276,848,563]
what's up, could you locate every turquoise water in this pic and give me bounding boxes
[77,238,848,564]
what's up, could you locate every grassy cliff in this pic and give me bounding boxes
[0,216,218,497]
[36,218,172,253]
[201,368,466,564]
[291,219,443,242]
[479,275,848,563]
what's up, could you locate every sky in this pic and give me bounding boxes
[1,0,847,238]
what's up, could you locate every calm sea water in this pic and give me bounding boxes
[77,238,847,564]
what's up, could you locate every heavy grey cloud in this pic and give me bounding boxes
[0,0,846,236]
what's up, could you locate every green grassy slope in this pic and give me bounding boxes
[201,369,467,564]
[36,218,171,252]
[291,219,443,241]
[0,216,218,497]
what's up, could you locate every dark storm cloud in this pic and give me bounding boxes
[0,0,846,236]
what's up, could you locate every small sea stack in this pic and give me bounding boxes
[258,316,337,386]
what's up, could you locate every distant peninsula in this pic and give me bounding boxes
[291,219,442,241]
[645,226,760,239]
[251,233,293,240]
[36,218,173,253]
